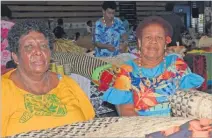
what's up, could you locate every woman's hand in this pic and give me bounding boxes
[119,43,128,53]
[161,118,212,137]
[116,104,138,116]
[162,126,180,136]
[189,118,212,138]
[107,46,116,52]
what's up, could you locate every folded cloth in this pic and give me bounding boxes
[145,119,212,138]
[54,39,87,53]
[198,36,212,48]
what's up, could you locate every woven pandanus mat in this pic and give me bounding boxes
[86,52,137,67]
[169,90,212,119]
[11,117,194,138]
[85,116,194,137]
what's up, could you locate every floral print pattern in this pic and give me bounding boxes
[20,94,67,123]
[102,54,204,116]
[93,17,126,57]
[1,20,14,72]
[131,57,189,111]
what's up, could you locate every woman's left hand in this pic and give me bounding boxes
[161,118,212,137]
[189,118,212,138]
[119,43,128,53]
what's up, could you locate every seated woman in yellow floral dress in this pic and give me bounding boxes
[1,19,95,137]
[100,16,204,116]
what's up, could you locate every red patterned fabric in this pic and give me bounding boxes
[193,55,208,91]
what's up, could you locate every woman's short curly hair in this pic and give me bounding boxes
[102,1,117,11]
[7,19,54,54]
[136,16,173,39]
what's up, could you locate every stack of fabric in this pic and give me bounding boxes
[184,53,212,92]
[54,39,87,54]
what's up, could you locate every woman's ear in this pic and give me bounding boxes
[102,9,105,15]
[137,38,141,50]
[11,52,19,65]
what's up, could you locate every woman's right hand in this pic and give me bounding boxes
[189,118,212,138]
[107,46,116,52]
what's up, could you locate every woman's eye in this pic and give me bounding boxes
[157,36,163,40]
[24,45,33,51]
[41,44,48,49]
[145,36,151,40]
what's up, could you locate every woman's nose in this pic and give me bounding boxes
[151,37,157,43]
[34,45,42,55]
[109,14,114,18]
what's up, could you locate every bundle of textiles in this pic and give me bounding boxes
[92,64,132,91]
[51,52,108,79]
[53,39,87,53]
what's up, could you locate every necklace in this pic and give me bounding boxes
[18,71,50,95]
[138,57,166,78]
[102,16,114,26]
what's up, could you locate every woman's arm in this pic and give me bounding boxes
[121,33,128,42]
[93,21,115,52]
[95,42,115,52]
[119,32,128,53]
[116,104,138,116]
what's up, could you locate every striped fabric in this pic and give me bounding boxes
[51,52,108,79]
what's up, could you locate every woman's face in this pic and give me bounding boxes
[103,8,115,20]
[138,23,166,60]
[14,31,51,74]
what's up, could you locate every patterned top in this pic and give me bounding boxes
[1,70,95,137]
[1,20,15,73]
[102,54,204,116]
[93,17,126,57]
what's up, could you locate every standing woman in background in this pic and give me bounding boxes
[93,1,128,57]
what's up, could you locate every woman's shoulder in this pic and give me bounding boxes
[1,72,16,97]
[60,74,76,82]
[125,59,137,66]
[95,18,103,25]
[123,59,139,73]
[55,73,81,89]
[165,53,184,65]
[114,17,121,21]
[2,76,11,86]
[166,53,183,59]
[114,17,123,25]
[2,69,15,79]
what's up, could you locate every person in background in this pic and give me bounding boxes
[6,60,17,69]
[162,2,185,46]
[1,60,17,75]
[53,18,66,39]
[72,32,80,42]
[205,22,212,37]
[93,1,128,57]
[75,32,80,41]
[73,32,92,53]
[2,19,95,137]
[86,20,93,34]
[1,4,15,75]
